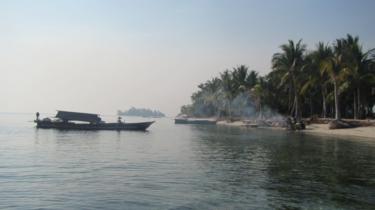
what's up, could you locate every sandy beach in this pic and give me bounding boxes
[303,123,375,139]
[217,120,375,139]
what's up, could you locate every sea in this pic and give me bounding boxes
[0,113,374,209]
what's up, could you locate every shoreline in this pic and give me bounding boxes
[217,120,375,139]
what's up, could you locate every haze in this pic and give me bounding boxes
[1,0,374,116]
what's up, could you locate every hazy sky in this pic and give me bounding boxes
[1,0,374,116]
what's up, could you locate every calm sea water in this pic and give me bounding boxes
[0,113,374,209]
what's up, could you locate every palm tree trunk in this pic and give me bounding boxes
[334,80,341,120]
[353,91,358,119]
[310,96,313,117]
[228,100,231,120]
[292,77,301,122]
[321,88,327,118]
[293,87,302,122]
[294,95,299,121]
[290,100,295,117]
[357,87,361,119]
[288,84,294,113]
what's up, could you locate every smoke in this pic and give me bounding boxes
[229,92,256,117]
[187,87,286,126]
[228,92,285,124]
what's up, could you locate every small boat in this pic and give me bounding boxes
[34,111,154,131]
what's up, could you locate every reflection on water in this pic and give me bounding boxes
[0,113,374,209]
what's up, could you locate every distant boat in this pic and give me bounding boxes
[34,111,154,131]
[174,115,216,125]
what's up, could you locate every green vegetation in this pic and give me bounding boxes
[118,107,165,118]
[180,34,375,121]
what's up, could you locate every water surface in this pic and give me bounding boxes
[0,113,374,209]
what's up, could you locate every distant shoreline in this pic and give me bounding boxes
[118,107,165,118]
[119,114,165,118]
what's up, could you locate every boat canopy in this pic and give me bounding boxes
[55,111,101,123]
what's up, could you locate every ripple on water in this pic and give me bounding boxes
[0,114,374,209]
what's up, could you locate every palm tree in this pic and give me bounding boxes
[220,70,235,118]
[303,42,333,118]
[272,40,306,122]
[340,34,375,119]
[300,54,317,117]
[250,79,266,119]
[246,70,259,88]
[321,39,349,120]
[191,77,224,117]
[232,65,250,93]
[181,35,375,121]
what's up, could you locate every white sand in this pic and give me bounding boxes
[303,123,375,139]
[217,120,375,139]
[217,120,246,126]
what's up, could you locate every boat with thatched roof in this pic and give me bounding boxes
[34,111,154,131]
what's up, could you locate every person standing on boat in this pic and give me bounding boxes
[36,112,40,121]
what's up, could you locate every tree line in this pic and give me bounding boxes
[118,107,165,118]
[180,34,375,121]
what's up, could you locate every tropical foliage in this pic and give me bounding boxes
[181,34,375,120]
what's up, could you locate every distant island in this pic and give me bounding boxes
[118,107,166,118]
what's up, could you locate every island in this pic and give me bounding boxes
[178,34,375,137]
[118,107,166,118]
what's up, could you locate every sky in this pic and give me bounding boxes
[0,0,374,116]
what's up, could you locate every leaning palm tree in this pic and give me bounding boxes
[272,40,306,122]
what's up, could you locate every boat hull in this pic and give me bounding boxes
[35,120,154,131]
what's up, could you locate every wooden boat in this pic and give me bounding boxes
[34,111,154,131]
